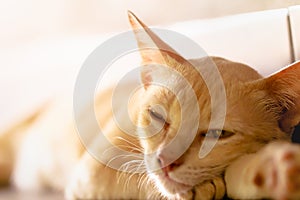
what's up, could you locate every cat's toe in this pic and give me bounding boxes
[277,153,300,199]
[192,177,225,200]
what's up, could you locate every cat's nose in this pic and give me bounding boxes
[157,153,182,176]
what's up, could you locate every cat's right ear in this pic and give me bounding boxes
[128,11,185,88]
[254,61,300,134]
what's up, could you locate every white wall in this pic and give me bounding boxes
[1,0,300,46]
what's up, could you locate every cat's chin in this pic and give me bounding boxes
[151,173,193,197]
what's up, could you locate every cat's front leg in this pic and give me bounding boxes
[225,141,300,199]
[65,152,148,199]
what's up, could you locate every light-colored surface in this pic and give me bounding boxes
[168,8,293,75]
[289,5,300,60]
[1,0,300,47]
[0,34,110,131]
[0,189,63,200]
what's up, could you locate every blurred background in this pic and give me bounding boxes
[2,0,300,45]
[1,0,300,130]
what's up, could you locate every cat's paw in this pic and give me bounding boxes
[64,154,116,199]
[65,153,144,199]
[192,177,225,200]
[64,163,100,200]
[252,142,300,199]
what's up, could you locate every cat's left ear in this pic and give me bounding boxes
[128,11,186,88]
[260,61,300,133]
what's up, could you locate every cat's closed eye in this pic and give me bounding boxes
[148,107,166,123]
[201,129,234,139]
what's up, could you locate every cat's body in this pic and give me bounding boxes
[1,12,300,199]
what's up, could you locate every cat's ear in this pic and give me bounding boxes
[128,11,185,87]
[259,61,300,133]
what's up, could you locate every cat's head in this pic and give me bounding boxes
[128,11,300,198]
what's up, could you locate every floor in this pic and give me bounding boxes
[0,188,63,200]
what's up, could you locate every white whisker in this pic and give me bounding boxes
[114,136,143,149]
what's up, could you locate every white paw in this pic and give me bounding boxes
[253,142,300,199]
[64,154,143,200]
[64,159,103,200]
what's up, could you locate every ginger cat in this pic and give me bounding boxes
[1,11,300,199]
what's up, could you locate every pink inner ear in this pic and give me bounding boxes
[141,67,153,88]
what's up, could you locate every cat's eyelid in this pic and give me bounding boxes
[148,107,167,123]
[201,129,234,139]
